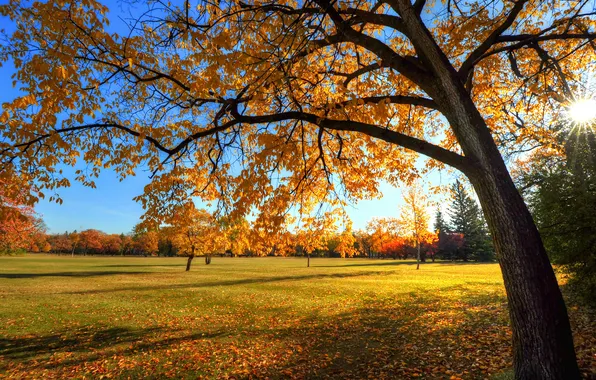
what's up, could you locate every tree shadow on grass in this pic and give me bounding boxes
[0,271,148,279]
[4,287,593,379]
[1,290,512,379]
[314,260,417,268]
[315,261,493,268]
[97,264,185,268]
[286,294,511,379]
[0,326,161,361]
[0,325,225,363]
[62,270,399,295]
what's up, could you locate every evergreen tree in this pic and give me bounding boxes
[434,209,451,260]
[434,210,449,234]
[448,180,494,262]
[521,130,596,304]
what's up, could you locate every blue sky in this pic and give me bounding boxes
[30,171,408,234]
[33,167,150,234]
[29,165,451,234]
[0,1,459,234]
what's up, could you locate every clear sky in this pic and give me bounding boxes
[1,1,460,235]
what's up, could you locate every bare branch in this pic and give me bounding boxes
[459,0,529,78]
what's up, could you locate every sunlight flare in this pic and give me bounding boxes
[567,98,596,125]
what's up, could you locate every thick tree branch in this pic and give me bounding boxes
[340,8,405,32]
[228,109,471,174]
[313,0,434,89]
[459,0,529,78]
[331,95,439,110]
[320,119,470,173]
[413,0,427,15]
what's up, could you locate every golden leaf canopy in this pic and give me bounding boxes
[0,0,594,226]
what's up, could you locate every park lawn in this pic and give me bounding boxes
[0,256,594,379]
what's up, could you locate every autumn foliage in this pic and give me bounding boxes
[0,178,45,254]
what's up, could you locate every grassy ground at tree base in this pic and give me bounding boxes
[0,255,594,379]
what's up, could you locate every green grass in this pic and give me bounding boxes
[0,256,593,379]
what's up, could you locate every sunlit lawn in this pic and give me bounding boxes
[0,255,594,379]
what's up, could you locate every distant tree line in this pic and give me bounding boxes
[45,229,158,257]
[3,180,495,267]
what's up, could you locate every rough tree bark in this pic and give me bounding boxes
[470,163,579,379]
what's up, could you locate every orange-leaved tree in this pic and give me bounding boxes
[326,227,358,258]
[400,184,431,269]
[366,217,402,257]
[293,214,334,266]
[1,0,595,376]
[132,226,159,257]
[167,204,223,270]
[379,236,409,259]
[79,229,104,255]
[220,217,251,257]
[0,175,44,254]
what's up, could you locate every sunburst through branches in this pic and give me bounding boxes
[565,69,596,134]
[568,98,596,125]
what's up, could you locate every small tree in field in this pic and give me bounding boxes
[168,205,222,271]
[132,229,159,257]
[326,223,358,258]
[79,229,104,255]
[294,219,328,267]
[400,184,430,270]
[102,234,123,256]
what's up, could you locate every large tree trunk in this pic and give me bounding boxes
[445,77,579,380]
[186,255,194,271]
[468,164,580,380]
[449,83,580,380]
[448,93,580,380]
[307,252,310,267]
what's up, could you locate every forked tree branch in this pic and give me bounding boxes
[459,0,529,78]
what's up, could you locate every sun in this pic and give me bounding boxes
[567,98,596,125]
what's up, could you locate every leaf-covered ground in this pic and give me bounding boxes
[0,256,594,379]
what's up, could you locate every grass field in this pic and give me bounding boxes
[0,256,594,379]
